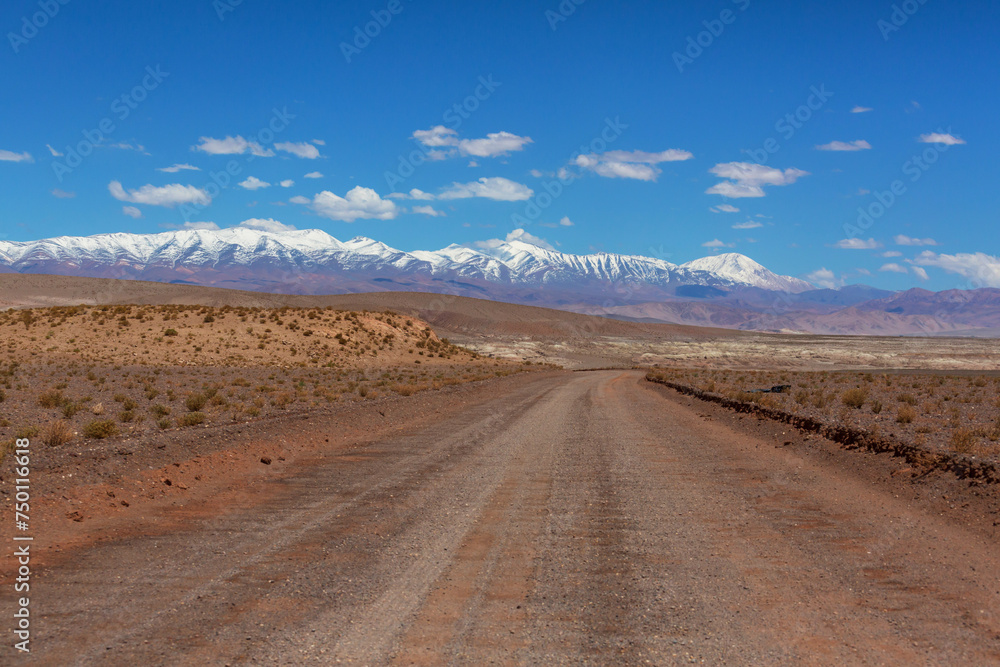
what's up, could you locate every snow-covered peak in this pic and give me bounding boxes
[681,253,813,293]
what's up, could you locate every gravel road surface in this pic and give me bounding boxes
[15,371,1000,665]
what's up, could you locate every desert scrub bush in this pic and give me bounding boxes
[950,428,976,454]
[164,328,179,337]
[841,388,868,409]
[90,402,105,415]
[156,418,172,430]
[896,405,916,424]
[38,389,65,408]
[41,420,74,446]
[82,419,119,440]
[870,400,883,415]
[151,404,171,417]
[61,401,81,419]
[184,392,208,412]
[15,426,40,440]
[898,393,918,406]
[178,412,206,427]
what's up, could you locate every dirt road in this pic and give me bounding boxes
[14,371,1000,664]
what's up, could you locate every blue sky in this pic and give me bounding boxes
[2,0,997,290]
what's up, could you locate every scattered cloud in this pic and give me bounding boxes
[918,132,965,145]
[107,142,148,154]
[851,106,873,113]
[237,218,297,233]
[304,171,323,179]
[702,239,735,248]
[806,267,838,289]
[296,186,399,222]
[911,251,1000,287]
[412,205,445,217]
[0,149,33,163]
[529,169,545,178]
[122,206,142,219]
[180,221,219,231]
[731,220,762,229]
[894,234,938,246]
[50,188,75,199]
[575,149,693,182]
[710,204,740,213]
[274,141,321,159]
[46,144,63,157]
[559,216,573,227]
[312,139,325,146]
[412,126,534,159]
[475,229,554,251]
[438,177,534,201]
[387,188,435,201]
[831,237,881,250]
[157,163,201,173]
[706,162,808,198]
[911,266,929,281]
[816,140,872,151]
[879,263,908,274]
[881,250,903,257]
[458,131,533,158]
[238,176,270,190]
[279,179,294,188]
[192,135,274,157]
[108,180,211,208]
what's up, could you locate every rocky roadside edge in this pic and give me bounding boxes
[645,373,1000,485]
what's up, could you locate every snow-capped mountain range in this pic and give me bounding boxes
[0,227,813,296]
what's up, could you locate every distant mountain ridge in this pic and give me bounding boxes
[1,228,998,336]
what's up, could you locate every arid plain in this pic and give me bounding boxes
[2,275,999,664]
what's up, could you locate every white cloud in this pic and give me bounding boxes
[832,237,882,249]
[918,133,966,146]
[851,106,873,113]
[413,126,459,147]
[529,169,545,178]
[879,263,908,274]
[274,141,321,159]
[304,171,323,179]
[312,139,325,146]
[50,188,75,199]
[458,132,533,158]
[108,180,211,208]
[238,176,270,190]
[894,234,938,246]
[122,206,142,219]
[388,188,435,201]
[46,144,63,157]
[438,177,534,201]
[158,163,201,173]
[279,179,294,188]
[881,250,903,257]
[289,195,310,205]
[575,149,693,182]
[297,186,399,222]
[237,218,296,233]
[0,149,33,163]
[412,205,445,217]
[731,221,762,229]
[816,140,872,151]
[107,142,148,154]
[806,268,839,289]
[559,216,573,227]
[706,182,765,198]
[193,135,274,157]
[911,251,1000,287]
[710,204,740,213]
[702,239,735,248]
[181,221,219,230]
[911,266,929,281]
